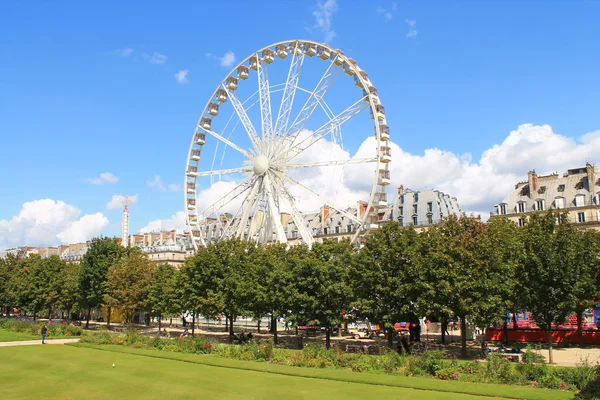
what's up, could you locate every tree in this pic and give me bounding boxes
[518,210,581,363]
[0,253,20,316]
[147,263,179,331]
[80,237,126,328]
[104,252,155,324]
[419,215,488,357]
[292,240,354,349]
[56,262,82,320]
[351,222,421,348]
[572,229,600,347]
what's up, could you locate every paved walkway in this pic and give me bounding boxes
[0,338,80,347]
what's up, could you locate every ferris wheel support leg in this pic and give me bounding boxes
[263,174,288,244]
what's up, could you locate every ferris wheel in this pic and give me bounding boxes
[184,40,391,250]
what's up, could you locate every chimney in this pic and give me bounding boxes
[320,205,330,223]
[527,170,537,197]
[587,162,596,192]
[171,229,177,241]
[357,200,367,218]
[397,185,404,195]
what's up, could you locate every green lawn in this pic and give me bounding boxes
[0,330,39,342]
[0,344,574,400]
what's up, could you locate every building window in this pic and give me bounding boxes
[536,199,545,211]
[595,193,600,204]
[575,195,585,207]
[398,217,403,226]
[427,215,433,225]
[413,204,418,215]
[414,193,419,202]
[578,212,586,223]
[498,204,507,215]
[555,197,565,209]
[517,202,526,213]
[518,218,525,227]
[427,202,433,213]
[323,228,328,235]
[347,224,352,233]
[335,226,339,234]
[558,184,565,192]
[400,195,404,204]
[399,206,403,215]
[412,216,418,225]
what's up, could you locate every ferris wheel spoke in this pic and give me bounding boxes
[191,166,252,177]
[203,129,253,159]
[257,55,274,151]
[235,177,262,238]
[197,176,253,218]
[280,186,314,248]
[277,63,341,153]
[225,86,262,153]
[264,173,288,243]
[286,96,369,160]
[285,157,377,169]
[280,174,363,225]
[274,51,305,138]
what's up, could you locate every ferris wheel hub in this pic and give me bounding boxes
[253,154,269,176]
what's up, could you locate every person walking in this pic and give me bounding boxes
[41,324,48,344]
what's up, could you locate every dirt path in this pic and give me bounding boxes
[0,338,80,347]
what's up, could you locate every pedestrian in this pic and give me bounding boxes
[41,324,48,344]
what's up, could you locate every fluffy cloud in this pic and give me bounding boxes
[207,51,236,68]
[310,0,338,43]
[174,69,189,84]
[405,18,417,38]
[106,194,138,210]
[140,211,187,233]
[113,48,133,57]
[87,172,118,185]
[147,52,167,64]
[0,199,109,249]
[147,176,181,192]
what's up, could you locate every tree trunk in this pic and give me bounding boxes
[577,308,584,348]
[460,316,467,358]
[547,325,554,364]
[257,319,261,334]
[225,315,229,333]
[158,313,162,332]
[107,307,112,329]
[191,312,196,336]
[325,327,331,349]
[337,324,342,337]
[270,315,276,333]
[228,314,234,343]
[85,307,91,329]
[387,327,394,348]
[273,321,278,345]
[441,321,446,344]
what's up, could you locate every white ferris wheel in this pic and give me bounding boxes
[184,40,391,250]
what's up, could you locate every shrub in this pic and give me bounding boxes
[539,373,566,390]
[575,379,600,400]
[486,354,518,384]
[435,367,461,380]
[554,356,597,391]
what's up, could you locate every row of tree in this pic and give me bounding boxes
[1,211,599,362]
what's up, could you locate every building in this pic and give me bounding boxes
[493,163,600,229]
[391,186,462,230]
[1,186,462,264]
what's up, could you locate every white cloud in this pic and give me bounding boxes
[147,52,167,64]
[405,18,417,38]
[207,51,236,68]
[87,172,119,185]
[140,211,187,233]
[311,0,338,43]
[57,213,110,244]
[147,176,181,192]
[106,194,138,210]
[0,199,109,249]
[113,48,133,57]
[174,69,189,84]
[376,6,393,21]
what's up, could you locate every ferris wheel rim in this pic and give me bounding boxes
[185,39,390,250]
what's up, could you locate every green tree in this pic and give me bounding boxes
[420,215,488,357]
[518,210,581,363]
[292,240,354,349]
[572,229,600,347]
[104,252,155,324]
[56,262,82,320]
[352,222,421,348]
[79,237,126,328]
[147,263,179,331]
[0,253,20,316]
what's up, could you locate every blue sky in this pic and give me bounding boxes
[1,0,599,248]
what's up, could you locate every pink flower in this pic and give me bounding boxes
[561,382,567,388]
[533,380,539,386]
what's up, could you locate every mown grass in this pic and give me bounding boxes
[70,343,574,400]
[0,329,39,342]
[1,344,498,400]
